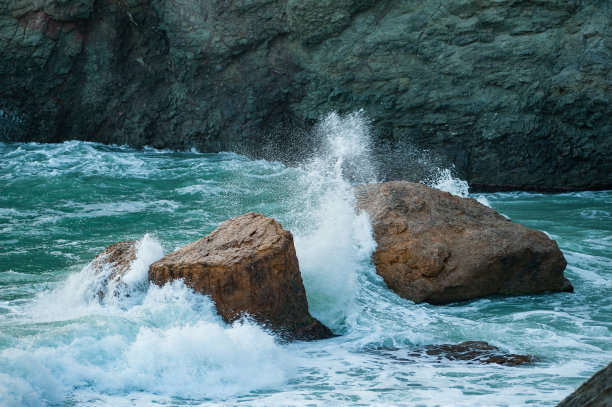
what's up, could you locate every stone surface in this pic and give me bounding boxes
[420,341,533,366]
[1,0,610,190]
[355,181,573,304]
[90,240,137,299]
[373,341,533,366]
[148,212,333,341]
[557,362,612,407]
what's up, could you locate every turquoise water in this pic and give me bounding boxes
[1,116,611,406]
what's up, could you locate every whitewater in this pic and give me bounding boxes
[0,113,610,406]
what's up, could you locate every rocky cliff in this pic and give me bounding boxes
[1,0,610,189]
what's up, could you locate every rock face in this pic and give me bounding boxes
[1,0,610,190]
[90,240,137,299]
[557,362,612,407]
[355,181,573,304]
[148,212,333,341]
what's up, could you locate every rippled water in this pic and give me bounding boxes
[1,114,610,406]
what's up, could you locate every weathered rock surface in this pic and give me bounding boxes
[355,181,573,304]
[90,240,137,299]
[419,341,533,366]
[148,212,333,341]
[375,341,533,366]
[1,0,610,190]
[557,362,612,407]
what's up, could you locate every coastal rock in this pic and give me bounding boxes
[355,181,573,304]
[557,362,612,407]
[90,240,137,299]
[373,341,533,366]
[1,0,610,190]
[148,212,333,341]
[420,341,533,366]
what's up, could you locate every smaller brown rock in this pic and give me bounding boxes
[374,341,534,366]
[90,240,137,299]
[148,212,333,341]
[422,341,534,366]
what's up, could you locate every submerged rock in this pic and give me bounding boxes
[557,362,612,407]
[355,181,573,304]
[420,341,533,366]
[148,212,333,341]
[90,240,137,299]
[375,341,533,366]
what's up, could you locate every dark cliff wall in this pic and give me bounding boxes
[1,0,610,189]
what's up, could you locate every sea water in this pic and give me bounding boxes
[0,113,610,406]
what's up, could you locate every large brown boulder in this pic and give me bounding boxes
[557,362,612,407]
[355,181,573,304]
[148,212,333,341]
[90,240,137,299]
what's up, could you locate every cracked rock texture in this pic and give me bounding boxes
[355,181,574,304]
[1,0,610,189]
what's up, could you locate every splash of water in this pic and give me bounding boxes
[428,168,470,197]
[428,167,490,206]
[1,233,291,406]
[292,111,377,332]
[28,235,165,320]
[311,111,378,184]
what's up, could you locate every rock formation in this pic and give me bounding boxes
[557,362,612,407]
[420,341,533,366]
[1,0,610,190]
[90,240,137,299]
[374,341,533,366]
[355,181,573,304]
[148,212,333,341]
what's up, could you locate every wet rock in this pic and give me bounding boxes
[372,341,533,366]
[420,341,533,366]
[1,0,610,190]
[557,362,612,407]
[355,181,573,304]
[90,240,137,299]
[148,212,333,341]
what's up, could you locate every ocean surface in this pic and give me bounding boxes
[1,113,610,406]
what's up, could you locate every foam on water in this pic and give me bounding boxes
[428,167,491,207]
[26,234,163,319]
[1,121,611,406]
[0,234,291,406]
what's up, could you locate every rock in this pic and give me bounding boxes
[372,341,533,366]
[148,212,333,341]
[355,181,573,304]
[557,362,612,407]
[1,0,610,190]
[419,341,533,366]
[90,240,137,299]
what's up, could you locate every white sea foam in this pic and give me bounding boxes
[175,181,226,196]
[28,234,164,320]
[428,168,469,197]
[428,167,491,206]
[2,127,610,407]
[1,283,291,405]
[1,240,291,405]
[292,112,377,332]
